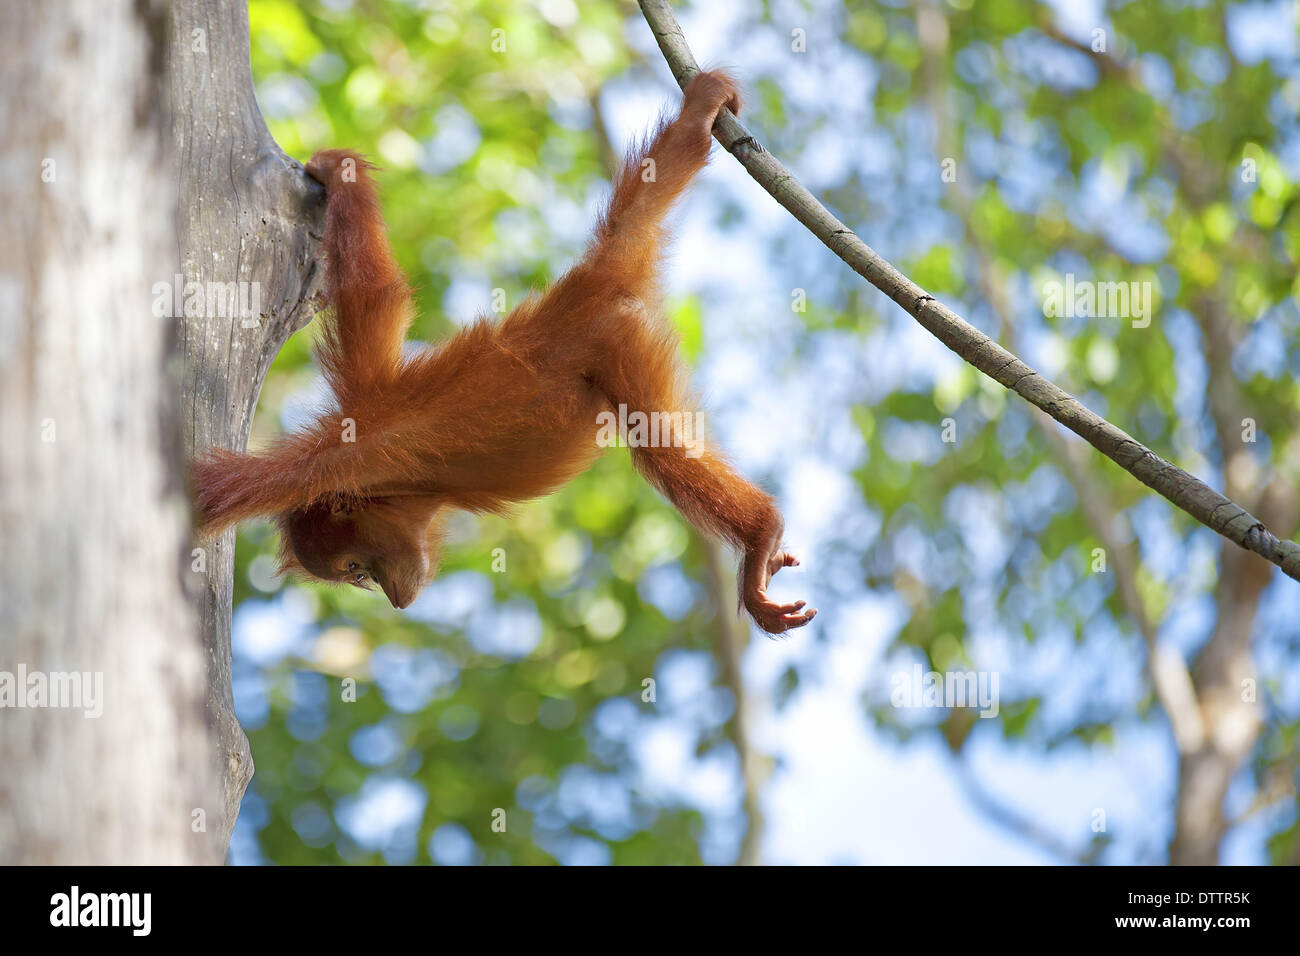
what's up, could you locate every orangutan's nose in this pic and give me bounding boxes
[381,578,414,610]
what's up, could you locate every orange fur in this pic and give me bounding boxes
[193,72,815,633]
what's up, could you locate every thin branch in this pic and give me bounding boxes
[635,0,1300,583]
[1037,20,1221,208]
[703,536,770,866]
[954,755,1100,865]
[1229,750,1300,828]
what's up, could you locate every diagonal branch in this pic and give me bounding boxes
[636,0,1300,583]
[703,536,771,866]
[1037,20,1222,208]
[954,754,1101,865]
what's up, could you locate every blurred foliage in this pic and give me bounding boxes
[236,0,1300,865]
[830,0,1300,863]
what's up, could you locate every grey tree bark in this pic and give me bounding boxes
[0,0,323,863]
[0,0,219,864]
[169,0,326,852]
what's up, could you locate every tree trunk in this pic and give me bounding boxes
[169,0,326,852]
[0,0,218,864]
[1169,541,1272,864]
[0,0,323,864]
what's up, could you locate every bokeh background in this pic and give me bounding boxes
[228,0,1300,864]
